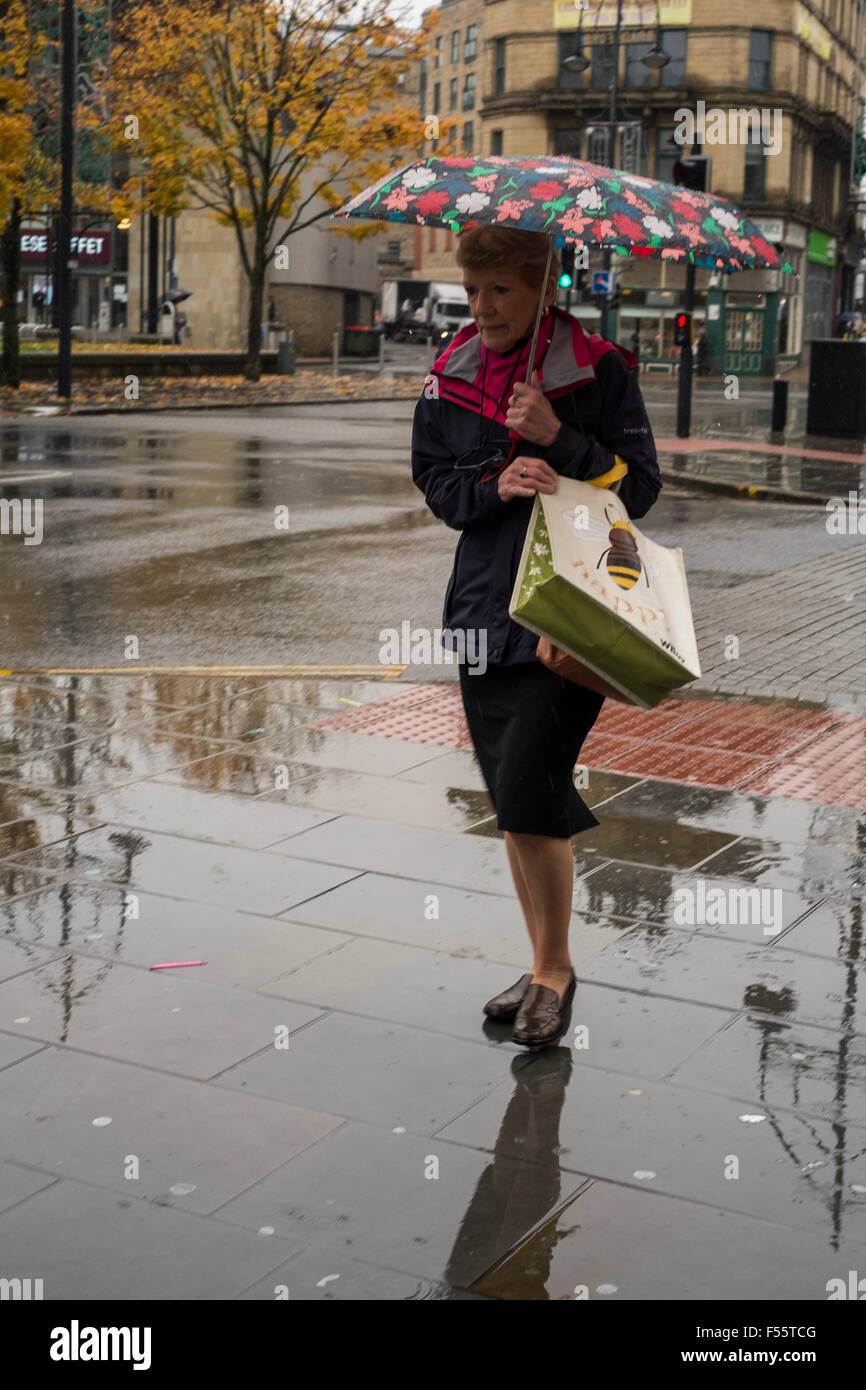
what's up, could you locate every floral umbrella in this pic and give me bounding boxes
[336,154,792,274]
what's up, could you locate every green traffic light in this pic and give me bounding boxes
[558,272,573,288]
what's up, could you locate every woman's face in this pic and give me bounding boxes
[462,267,555,353]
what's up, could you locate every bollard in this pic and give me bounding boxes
[771,377,788,434]
[332,330,339,378]
[379,330,386,374]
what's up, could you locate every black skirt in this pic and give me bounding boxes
[458,660,604,838]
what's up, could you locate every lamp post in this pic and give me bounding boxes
[564,0,669,339]
[57,0,77,399]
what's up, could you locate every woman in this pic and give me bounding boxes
[411,225,661,1050]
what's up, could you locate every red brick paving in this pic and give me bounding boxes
[316,684,866,811]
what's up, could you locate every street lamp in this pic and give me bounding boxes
[563,0,670,338]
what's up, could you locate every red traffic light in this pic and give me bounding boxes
[674,313,691,347]
[676,313,687,327]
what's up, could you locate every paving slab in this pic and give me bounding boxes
[436,1053,866,1242]
[476,1178,866,1301]
[215,1010,509,1132]
[0,1030,45,1070]
[782,899,866,959]
[0,730,235,793]
[698,835,866,900]
[598,776,866,847]
[0,1178,300,1300]
[579,924,866,1034]
[260,764,495,831]
[237,1244,455,1301]
[216,1118,590,1286]
[0,881,352,991]
[81,779,334,848]
[281,872,631,968]
[261,934,731,1076]
[271,814,514,896]
[0,1047,344,1214]
[0,810,103,858]
[568,860,818,940]
[2,823,361,914]
[0,1158,57,1215]
[668,1013,866,1124]
[0,955,325,1080]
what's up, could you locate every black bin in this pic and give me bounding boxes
[806,339,866,439]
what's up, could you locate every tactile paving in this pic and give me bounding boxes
[315,686,865,810]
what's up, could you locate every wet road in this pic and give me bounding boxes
[1,405,861,671]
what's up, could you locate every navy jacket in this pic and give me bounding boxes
[411,309,662,665]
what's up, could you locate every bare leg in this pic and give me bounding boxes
[504,831,539,956]
[506,831,574,1000]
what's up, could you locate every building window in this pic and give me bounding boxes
[419,57,427,115]
[748,30,772,90]
[743,135,766,201]
[495,38,506,95]
[451,30,459,64]
[465,24,477,62]
[557,33,584,89]
[591,42,616,89]
[462,72,475,109]
[449,77,457,112]
[433,82,440,115]
[386,240,401,262]
[463,120,474,151]
[658,30,686,85]
[625,42,652,89]
[587,126,612,164]
[656,128,679,183]
[491,129,503,155]
[621,124,649,175]
[554,128,583,158]
[433,36,441,70]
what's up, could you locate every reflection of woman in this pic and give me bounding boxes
[412,227,661,1049]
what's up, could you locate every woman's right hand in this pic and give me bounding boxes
[497,456,559,502]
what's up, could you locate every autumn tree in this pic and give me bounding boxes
[0,0,123,389]
[110,0,428,380]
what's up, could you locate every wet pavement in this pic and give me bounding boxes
[0,671,865,1300]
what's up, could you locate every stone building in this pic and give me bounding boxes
[416,0,865,373]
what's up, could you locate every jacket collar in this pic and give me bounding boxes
[432,306,600,399]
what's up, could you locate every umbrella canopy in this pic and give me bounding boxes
[336,155,792,274]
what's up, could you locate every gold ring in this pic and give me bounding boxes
[520,466,528,477]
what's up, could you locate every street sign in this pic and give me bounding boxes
[592,270,616,296]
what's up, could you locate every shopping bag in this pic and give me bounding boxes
[509,476,701,709]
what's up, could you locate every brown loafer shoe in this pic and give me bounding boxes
[512,974,576,1050]
[483,973,533,1021]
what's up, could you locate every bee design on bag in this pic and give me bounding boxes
[564,503,650,590]
[598,510,644,589]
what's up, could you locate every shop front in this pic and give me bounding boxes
[802,228,838,342]
[19,223,127,331]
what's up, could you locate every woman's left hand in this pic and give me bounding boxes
[505,370,561,448]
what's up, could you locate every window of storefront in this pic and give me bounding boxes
[725,307,763,352]
[656,128,678,183]
[555,128,583,158]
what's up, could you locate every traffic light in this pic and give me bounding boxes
[674,312,691,347]
[558,244,575,289]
